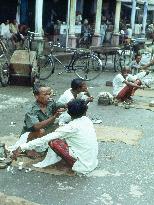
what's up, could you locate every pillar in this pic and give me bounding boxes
[112,0,121,46]
[92,0,103,47]
[76,0,84,14]
[142,0,148,36]
[68,0,77,48]
[16,0,20,24]
[35,0,44,54]
[20,0,28,25]
[131,0,136,34]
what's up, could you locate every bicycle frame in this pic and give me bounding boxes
[48,50,87,74]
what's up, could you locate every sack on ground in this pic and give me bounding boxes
[98,92,113,105]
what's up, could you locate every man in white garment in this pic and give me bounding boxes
[57,78,93,125]
[12,99,98,175]
[0,20,12,39]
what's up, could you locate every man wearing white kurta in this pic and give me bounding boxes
[57,78,93,125]
[15,99,98,175]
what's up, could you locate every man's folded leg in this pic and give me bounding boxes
[33,148,61,168]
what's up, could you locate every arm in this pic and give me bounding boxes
[140,58,154,70]
[33,108,66,131]
[20,123,77,151]
[124,80,143,89]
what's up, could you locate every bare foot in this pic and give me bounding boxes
[11,148,22,161]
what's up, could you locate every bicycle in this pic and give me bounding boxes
[118,39,144,69]
[37,42,102,81]
[0,38,10,86]
[77,32,93,49]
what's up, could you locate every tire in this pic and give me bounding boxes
[98,53,107,70]
[119,49,133,69]
[37,55,55,80]
[0,62,9,86]
[114,52,122,72]
[73,54,102,81]
[0,40,7,54]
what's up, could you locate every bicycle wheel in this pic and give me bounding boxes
[0,62,9,86]
[37,55,55,80]
[120,49,133,68]
[114,52,122,72]
[73,54,102,81]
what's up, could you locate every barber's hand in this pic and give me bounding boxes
[140,85,145,90]
[86,96,94,103]
[53,108,66,118]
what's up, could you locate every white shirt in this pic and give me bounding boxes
[20,116,98,174]
[57,88,88,125]
[126,28,132,38]
[130,60,142,75]
[0,23,12,39]
[113,74,126,96]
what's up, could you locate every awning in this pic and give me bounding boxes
[123,3,140,9]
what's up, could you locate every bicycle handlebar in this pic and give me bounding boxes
[27,31,40,37]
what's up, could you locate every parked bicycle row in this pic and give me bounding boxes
[0,31,154,87]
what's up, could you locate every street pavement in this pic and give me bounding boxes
[0,66,154,205]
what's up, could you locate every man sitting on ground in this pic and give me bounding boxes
[113,67,144,102]
[130,54,154,87]
[12,99,98,175]
[57,78,93,125]
[9,83,65,157]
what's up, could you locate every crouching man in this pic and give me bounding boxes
[113,67,144,102]
[12,99,98,175]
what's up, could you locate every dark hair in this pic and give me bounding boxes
[67,99,88,118]
[135,54,141,59]
[71,78,85,90]
[121,67,131,73]
[33,81,47,95]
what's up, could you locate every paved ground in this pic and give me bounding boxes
[0,65,154,205]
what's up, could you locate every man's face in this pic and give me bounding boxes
[78,82,88,93]
[136,56,142,63]
[36,87,53,105]
[122,70,130,78]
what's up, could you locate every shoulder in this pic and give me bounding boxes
[113,73,125,82]
[26,102,40,114]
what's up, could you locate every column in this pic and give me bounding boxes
[20,0,28,25]
[76,0,84,14]
[35,0,44,54]
[142,0,148,36]
[16,0,20,24]
[68,0,77,48]
[92,0,103,46]
[112,0,122,46]
[131,0,136,34]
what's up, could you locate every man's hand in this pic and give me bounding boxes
[53,108,66,118]
[140,85,146,90]
[11,147,23,161]
[86,96,94,104]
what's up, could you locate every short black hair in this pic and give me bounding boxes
[67,99,88,118]
[121,67,131,73]
[135,54,141,59]
[71,78,85,90]
[33,82,47,95]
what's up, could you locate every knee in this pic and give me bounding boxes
[39,129,46,136]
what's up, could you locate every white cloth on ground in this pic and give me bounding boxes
[20,116,98,174]
[8,132,30,152]
[8,132,47,153]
